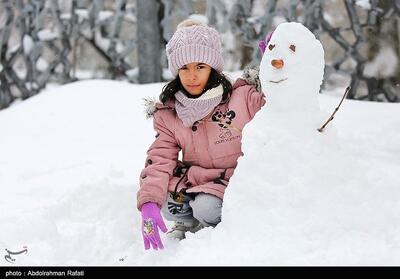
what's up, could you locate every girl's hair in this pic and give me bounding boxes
[159,68,233,104]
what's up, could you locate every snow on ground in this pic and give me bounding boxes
[0,79,399,266]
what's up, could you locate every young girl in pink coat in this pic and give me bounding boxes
[137,19,266,250]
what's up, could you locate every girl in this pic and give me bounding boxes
[137,19,266,250]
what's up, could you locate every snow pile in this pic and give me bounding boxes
[363,45,399,78]
[1,69,399,265]
[0,80,158,265]
[356,0,371,10]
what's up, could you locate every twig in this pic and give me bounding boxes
[317,86,351,133]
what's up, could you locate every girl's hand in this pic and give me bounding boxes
[141,202,168,250]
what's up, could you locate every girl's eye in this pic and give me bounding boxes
[268,44,275,50]
[289,44,296,52]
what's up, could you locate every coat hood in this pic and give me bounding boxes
[143,98,175,119]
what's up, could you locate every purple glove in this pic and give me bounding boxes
[141,202,168,250]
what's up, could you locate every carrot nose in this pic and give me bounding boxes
[271,59,284,69]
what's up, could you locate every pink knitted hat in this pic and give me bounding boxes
[166,19,224,77]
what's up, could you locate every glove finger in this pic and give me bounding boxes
[143,236,150,250]
[154,228,164,249]
[157,219,168,233]
[148,235,159,250]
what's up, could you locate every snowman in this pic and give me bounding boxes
[236,22,332,186]
[259,22,326,132]
[217,22,348,246]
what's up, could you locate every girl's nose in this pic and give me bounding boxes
[271,59,284,69]
[188,71,197,80]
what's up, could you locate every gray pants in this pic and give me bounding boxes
[161,192,223,227]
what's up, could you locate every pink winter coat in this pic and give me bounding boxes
[137,79,266,210]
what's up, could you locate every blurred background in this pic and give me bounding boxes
[0,0,399,110]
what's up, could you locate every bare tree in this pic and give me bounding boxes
[320,0,399,101]
[225,0,399,102]
[137,0,162,83]
[0,0,138,109]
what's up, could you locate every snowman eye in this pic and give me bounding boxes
[289,44,296,52]
[268,44,275,50]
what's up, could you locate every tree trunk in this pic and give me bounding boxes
[137,0,162,84]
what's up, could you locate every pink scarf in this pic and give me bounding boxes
[175,85,223,128]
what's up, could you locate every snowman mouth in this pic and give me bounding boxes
[269,78,288,84]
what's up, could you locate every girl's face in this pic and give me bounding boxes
[178,62,212,96]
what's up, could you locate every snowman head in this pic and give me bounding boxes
[259,22,325,114]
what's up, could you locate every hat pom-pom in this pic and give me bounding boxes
[177,18,206,29]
